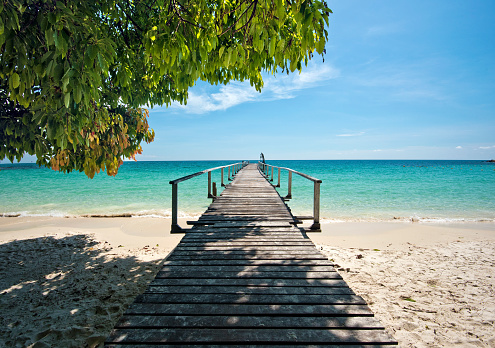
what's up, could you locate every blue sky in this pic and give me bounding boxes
[4,0,495,163]
[141,0,495,160]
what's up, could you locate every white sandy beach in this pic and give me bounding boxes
[0,217,184,347]
[311,222,495,347]
[0,217,494,347]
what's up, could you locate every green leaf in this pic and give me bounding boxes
[55,1,66,9]
[316,38,325,55]
[45,28,54,46]
[12,9,19,29]
[64,92,70,108]
[12,72,20,88]
[54,63,64,80]
[74,84,82,103]
[0,0,330,178]
[48,12,56,25]
[62,71,70,91]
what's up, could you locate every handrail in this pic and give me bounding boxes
[258,161,322,231]
[274,166,322,183]
[169,161,249,233]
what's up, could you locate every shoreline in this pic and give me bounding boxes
[1,217,494,347]
[2,212,494,224]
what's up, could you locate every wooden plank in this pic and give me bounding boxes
[134,293,364,305]
[106,344,397,348]
[169,250,325,256]
[179,240,312,244]
[181,236,307,240]
[180,238,308,242]
[204,208,290,211]
[114,315,385,329]
[156,271,342,279]
[197,215,294,223]
[159,265,334,272]
[187,226,301,232]
[200,213,293,218]
[161,260,334,266]
[167,254,328,260]
[144,285,354,295]
[174,246,318,251]
[199,221,294,227]
[148,278,349,287]
[123,303,375,316]
[183,232,305,238]
[105,328,396,344]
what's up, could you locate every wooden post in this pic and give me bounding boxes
[208,171,213,198]
[171,183,182,233]
[212,182,217,197]
[228,166,231,181]
[221,168,225,187]
[270,166,274,181]
[310,181,321,231]
[277,167,281,187]
[286,170,292,199]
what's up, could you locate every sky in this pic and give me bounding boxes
[141,0,495,160]
[4,0,495,163]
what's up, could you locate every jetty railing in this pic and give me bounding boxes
[169,161,248,233]
[258,161,322,231]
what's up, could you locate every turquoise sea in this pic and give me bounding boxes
[1,160,494,222]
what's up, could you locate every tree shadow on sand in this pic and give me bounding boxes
[0,234,165,347]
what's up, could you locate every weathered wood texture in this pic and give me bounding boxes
[105,164,397,347]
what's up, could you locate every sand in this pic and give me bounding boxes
[311,222,495,347]
[0,217,184,347]
[1,217,494,347]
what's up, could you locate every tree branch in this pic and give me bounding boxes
[220,0,258,36]
[116,3,143,32]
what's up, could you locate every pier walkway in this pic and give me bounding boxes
[105,163,397,346]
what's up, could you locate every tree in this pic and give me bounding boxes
[0,0,331,178]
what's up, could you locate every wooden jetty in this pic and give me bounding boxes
[105,162,397,347]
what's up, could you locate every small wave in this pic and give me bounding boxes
[0,211,69,218]
[131,210,201,219]
[319,216,495,224]
[0,209,203,219]
[2,211,493,223]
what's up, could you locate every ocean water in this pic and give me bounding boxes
[1,160,494,223]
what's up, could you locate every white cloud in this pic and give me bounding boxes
[265,64,340,100]
[336,131,365,137]
[479,145,495,150]
[168,63,339,114]
[456,146,463,149]
[172,84,259,114]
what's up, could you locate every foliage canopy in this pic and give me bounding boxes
[0,0,331,177]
